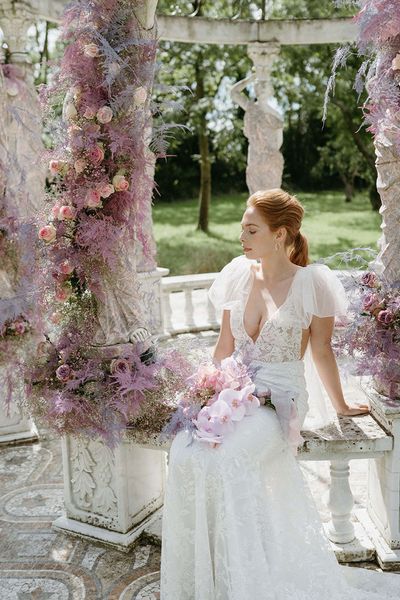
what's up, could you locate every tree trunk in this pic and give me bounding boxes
[197,127,211,232]
[195,53,211,233]
[339,172,355,203]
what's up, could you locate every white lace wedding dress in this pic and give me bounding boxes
[160,255,399,599]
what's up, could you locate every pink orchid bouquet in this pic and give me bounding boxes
[162,356,262,448]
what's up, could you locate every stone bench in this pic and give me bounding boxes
[128,412,393,562]
[53,403,393,560]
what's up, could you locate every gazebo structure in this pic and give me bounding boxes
[0,0,399,575]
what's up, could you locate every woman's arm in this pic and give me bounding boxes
[211,309,235,365]
[310,315,369,416]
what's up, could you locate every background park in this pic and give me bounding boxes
[32,0,381,274]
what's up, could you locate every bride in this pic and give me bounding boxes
[160,189,398,599]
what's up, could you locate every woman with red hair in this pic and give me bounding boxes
[160,189,398,600]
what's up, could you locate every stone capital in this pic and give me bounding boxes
[0,1,36,62]
[247,41,280,81]
[133,0,158,30]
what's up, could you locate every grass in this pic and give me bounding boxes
[152,190,382,275]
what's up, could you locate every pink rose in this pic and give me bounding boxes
[59,205,76,220]
[362,293,381,312]
[84,123,101,135]
[392,54,400,71]
[361,272,378,288]
[14,320,26,335]
[74,158,87,173]
[88,144,104,164]
[83,106,97,119]
[83,43,100,58]
[377,310,394,325]
[55,285,72,302]
[59,260,74,275]
[112,174,129,192]
[38,225,57,243]
[52,204,61,219]
[96,106,113,124]
[98,183,115,198]
[56,363,72,382]
[85,189,102,208]
[133,86,147,106]
[49,160,62,175]
[110,358,130,374]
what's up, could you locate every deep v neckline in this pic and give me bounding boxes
[242,265,304,345]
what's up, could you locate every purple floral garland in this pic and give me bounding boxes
[24,0,185,444]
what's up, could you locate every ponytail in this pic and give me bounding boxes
[289,232,309,267]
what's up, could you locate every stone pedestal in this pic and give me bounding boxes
[358,388,400,569]
[53,434,167,551]
[0,400,38,445]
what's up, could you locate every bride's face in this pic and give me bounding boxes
[239,206,284,259]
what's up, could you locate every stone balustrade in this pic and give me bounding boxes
[160,273,219,336]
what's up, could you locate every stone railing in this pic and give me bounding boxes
[159,268,354,337]
[160,272,219,335]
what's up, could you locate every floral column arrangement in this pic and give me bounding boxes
[331,0,400,569]
[28,0,184,549]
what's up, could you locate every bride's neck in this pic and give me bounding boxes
[258,256,298,282]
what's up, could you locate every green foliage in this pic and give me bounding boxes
[155,1,376,203]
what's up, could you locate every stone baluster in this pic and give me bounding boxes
[231,41,283,194]
[326,459,355,544]
[0,1,45,445]
[184,288,195,329]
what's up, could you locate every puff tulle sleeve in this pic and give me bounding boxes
[207,255,253,316]
[297,264,349,328]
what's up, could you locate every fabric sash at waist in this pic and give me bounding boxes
[248,359,308,456]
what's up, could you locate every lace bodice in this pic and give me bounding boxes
[208,255,348,366]
[230,298,303,363]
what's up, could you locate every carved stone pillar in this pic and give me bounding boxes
[368,128,400,282]
[0,1,44,444]
[56,0,168,550]
[231,41,284,195]
[361,108,400,569]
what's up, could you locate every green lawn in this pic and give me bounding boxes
[152,191,381,275]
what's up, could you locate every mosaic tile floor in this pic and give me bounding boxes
[0,432,162,599]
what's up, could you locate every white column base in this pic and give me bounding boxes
[324,520,375,563]
[53,506,163,553]
[0,398,38,446]
[55,434,167,551]
[357,508,400,571]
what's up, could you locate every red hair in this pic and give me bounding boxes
[246,188,309,267]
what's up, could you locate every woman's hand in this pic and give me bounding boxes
[336,403,370,417]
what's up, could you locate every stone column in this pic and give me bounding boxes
[360,118,400,568]
[230,41,283,194]
[0,1,45,445]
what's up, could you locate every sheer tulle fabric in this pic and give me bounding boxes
[160,256,399,599]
